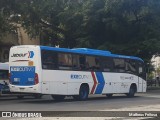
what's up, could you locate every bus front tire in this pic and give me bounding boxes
[73,84,89,101]
[127,86,136,98]
[106,94,113,98]
[51,95,65,101]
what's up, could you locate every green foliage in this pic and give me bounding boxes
[0,0,160,63]
[81,0,160,63]
[0,0,22,38]
[147,72,154,80]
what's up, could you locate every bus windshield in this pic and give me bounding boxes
[0,70,8,80]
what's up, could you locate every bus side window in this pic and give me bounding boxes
[81,56,100,71]
[58,53,72,70]
[101,57,113,72]
[113,58,125,72]
[79,55,86,70]
[125,59,137,74]
[137,61,146,80]
[41,50,58,70]
[72,54,80,70]
[139,67,143,74]
[94,57,100,70]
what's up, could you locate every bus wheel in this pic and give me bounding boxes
[51,95,65,101]
[73,84,89,101]
[34,94,42,99]
[17,95,24,99]
[106,94,113,98]
[127,85,136,98]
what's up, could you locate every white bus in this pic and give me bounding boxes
[9,45,146,101]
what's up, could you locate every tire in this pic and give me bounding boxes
[51,95,65,101]
[106,94,113,98]
[17,95,24,99]
[73,85,89,101]
[127,86,136,98]
[33,94,42,99]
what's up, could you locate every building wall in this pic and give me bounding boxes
[0,24,40,62]
[151,56,160,78]
[0,46,10,62]
[17,24,40,45]
[0,32,18,45]
[152,56,160,69]
[0,32,18,62]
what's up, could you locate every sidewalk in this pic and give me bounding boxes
[146,83,160,94]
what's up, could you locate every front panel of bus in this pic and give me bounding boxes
[9,46,41,93]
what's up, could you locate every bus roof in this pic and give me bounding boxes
[0,62,9,70]
[40,46,143,62]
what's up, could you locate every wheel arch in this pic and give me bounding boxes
[130,83,137,93]
[80,83,90,93]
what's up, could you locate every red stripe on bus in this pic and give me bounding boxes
[91,72,97,94]
[12,60,30,62]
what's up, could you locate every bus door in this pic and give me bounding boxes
[41,79,50,94]
[137,62,145,92]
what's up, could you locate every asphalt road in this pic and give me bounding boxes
[0,90,160,112]
[0,90,160,120]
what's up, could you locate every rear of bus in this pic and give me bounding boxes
[9,45,41,94]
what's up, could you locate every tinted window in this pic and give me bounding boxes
[58,53,72,70]
[72,54,81,70]
[86,56,100,71]
[0,70,8,80]
[113,58,125,72]
[137,61,146,80]
[101,57,113,72]
[78,55,90,70]
[41,50,58,70]
[125,59,137,74]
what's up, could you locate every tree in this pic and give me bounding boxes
[1,0,160,63]
[16,0,84,47]
[0,0,22,39]
[76,0,160,63]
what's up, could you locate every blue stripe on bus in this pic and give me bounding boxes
[10,66,35,86]
[95,72,105,94]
